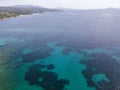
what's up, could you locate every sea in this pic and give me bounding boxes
[0,10,120,90]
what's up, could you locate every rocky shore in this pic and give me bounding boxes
[0,12,19,19]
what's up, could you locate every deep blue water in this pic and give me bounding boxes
[0,11,120,90]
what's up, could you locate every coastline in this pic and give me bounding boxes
[0,12,19,20]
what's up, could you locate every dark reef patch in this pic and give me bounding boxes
[22,48,54,63]
[62,47,74,55]
[47,64,55,70]
[25,64,69,90]
[6,62,22,69]
[80,53,120,90]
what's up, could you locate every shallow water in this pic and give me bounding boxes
[0,11,120,90]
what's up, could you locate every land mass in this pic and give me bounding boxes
[0,5,58,20]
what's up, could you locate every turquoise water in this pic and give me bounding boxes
[43,43,95,90]
[0,37,19,46]
[92,74,109,83]
[0,39,95,90]
[0,36,120,90]
[0,11,120,90]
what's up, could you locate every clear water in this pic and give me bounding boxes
[0,11,120,90]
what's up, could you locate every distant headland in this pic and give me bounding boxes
[0,5,58,20]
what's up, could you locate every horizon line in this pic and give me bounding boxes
[0,5,120,10]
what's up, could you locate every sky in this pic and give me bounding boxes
[0,0,120,9]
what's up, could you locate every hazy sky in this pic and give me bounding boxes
[0,0,120,9]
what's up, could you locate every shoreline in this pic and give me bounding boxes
[0,12,19,20]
